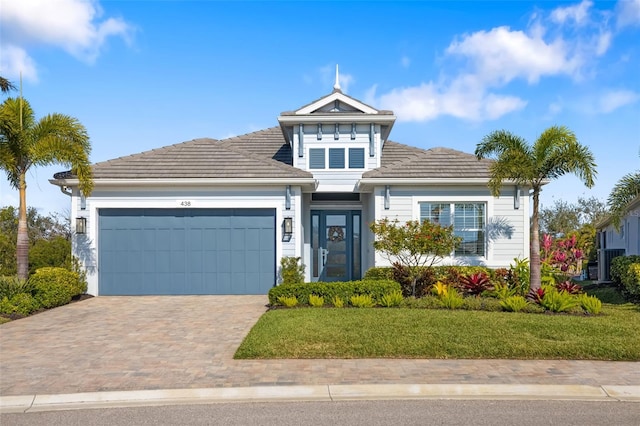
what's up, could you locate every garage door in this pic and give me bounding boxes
[98,208,276,295]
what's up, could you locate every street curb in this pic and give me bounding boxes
[1,384,638,414]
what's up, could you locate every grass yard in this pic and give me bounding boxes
[234,303,640,360]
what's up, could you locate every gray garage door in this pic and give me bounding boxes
[98,208,275,295]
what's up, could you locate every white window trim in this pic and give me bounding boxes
[412,195,493,261]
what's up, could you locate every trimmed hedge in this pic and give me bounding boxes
[364,265,499,284]
[31,267,83,309]
[268,279,401,306]
[611,255,640,287]
[621,263,640,302]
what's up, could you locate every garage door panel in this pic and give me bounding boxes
[99,208,275,295]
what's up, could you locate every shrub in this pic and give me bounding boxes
[392,262,436,297]
[539,288,579,313]
[308,294,324,307]
[610,255,640,288]
[350,294,375,308]
[277,295,298,307]
[268,279,400,306]
[279,257,305,285]
[0,276,34,300]
[28,236,72,275]
[439,288,464,309]
[379,290,404,307]
[556,280,582,295]
[331,295,344,308]
[460,272,494,296]
[487,282,516,300]
[621,263,640,302]
[500,296,529,312]
[579,294,602,315]
[363,267,394,281]
[431,281,448,296]
[0,293,40,316]
[30,267,80,308]
[507,257,530,296]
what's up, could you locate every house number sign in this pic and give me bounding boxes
[178,201,193,207]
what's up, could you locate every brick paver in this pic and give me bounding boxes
[1,296,637,396]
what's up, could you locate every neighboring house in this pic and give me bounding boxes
[50,84,530,296]
[596,195,640,281]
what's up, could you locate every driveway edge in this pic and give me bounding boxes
[2,384,639,413]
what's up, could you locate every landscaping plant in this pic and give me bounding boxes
[369,218,461,297]
[460,272,493,296]
[308,294,324,307]
[279,256,305,285]
[578,294,602,315]
[276,295,298,308]
[500,295,529,312]
[379,290,404,307]
[350,294,375,308]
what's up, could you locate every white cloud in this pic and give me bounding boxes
[551,0,593,25]
[597,89,639,113]
[377,76,527,122]
[0,44,38,82]
[616,0,640,28]
[370,1,629,123]
[0,0,132,81]
[446,26,582,84]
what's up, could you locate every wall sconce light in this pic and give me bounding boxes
[514,185,520,210]
[384,185,390,210]
[76,217,87,234]
[283,217,293,235]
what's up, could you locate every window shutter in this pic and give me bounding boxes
[349,148,365,168]
[309,148,325,169]
[329,148,345,169]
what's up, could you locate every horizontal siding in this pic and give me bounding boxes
[373,185,528,268]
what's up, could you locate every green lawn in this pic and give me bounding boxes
[234,303,640,360]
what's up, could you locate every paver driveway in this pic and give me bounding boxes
[1,296,637,397]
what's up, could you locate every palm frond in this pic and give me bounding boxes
[607,171,640,230]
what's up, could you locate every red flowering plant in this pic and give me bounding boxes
[540,233,585,291]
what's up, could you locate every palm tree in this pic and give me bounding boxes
[475,126,596,295]
[0,97,93,279]
[0,76,16,93]
[607,169,640,231]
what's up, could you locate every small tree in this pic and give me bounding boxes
[370,218,461,297]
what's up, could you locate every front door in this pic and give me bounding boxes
[311,210,361,282]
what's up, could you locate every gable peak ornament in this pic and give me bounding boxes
[333,64,341,92]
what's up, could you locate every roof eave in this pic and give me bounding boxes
[50,178,318,191]
[357,177,521,191]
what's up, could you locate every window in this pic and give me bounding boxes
[349,148,365,168]
[309,148,325,169]
[419,202,486,257]
[329,148,345,169]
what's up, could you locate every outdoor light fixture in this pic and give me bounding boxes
[514,185,520,210]
[283,217,293,235]
[76,217,87,234]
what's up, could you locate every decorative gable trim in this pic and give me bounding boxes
[295,91,379,115]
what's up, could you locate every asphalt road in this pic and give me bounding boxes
[2,400,639,426]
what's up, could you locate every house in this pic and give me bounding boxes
[596,195,640,281]
[50,78,531,296]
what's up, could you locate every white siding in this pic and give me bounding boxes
[368,185,528,270]
[72,185,300,295]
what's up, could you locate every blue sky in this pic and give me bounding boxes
[1,0,639,216]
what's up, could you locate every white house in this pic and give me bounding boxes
[596,195,640,281]
[50,80,531,296]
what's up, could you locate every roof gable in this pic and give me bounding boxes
[291,91,381,115]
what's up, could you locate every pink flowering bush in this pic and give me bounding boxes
[541,233,585,280]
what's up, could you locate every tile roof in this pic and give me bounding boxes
[363,141,493,179]
[55,126,491,182]
[90,135,312,179]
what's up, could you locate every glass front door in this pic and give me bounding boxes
[311,210,361,282]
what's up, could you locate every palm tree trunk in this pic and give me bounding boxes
[529,188,541,296]
[17,172,29,280]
